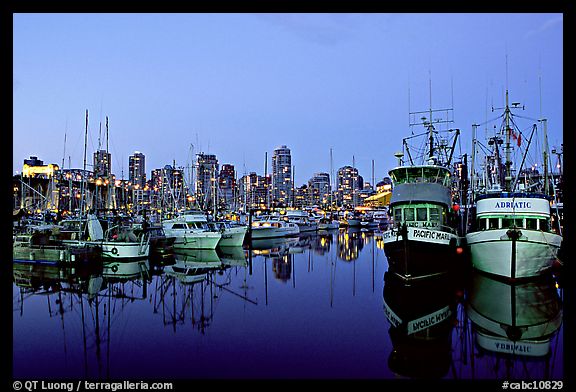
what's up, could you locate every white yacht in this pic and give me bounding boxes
[284,209,318,232]
[250,215,300,239]
[162,210,221,250]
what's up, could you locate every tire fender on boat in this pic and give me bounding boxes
[111,247,119,255]
[111,264,119,272]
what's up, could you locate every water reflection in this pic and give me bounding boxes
[465,271,562,379]
[383,271,461,378]
[12,228,563,380]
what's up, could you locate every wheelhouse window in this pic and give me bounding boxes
[429,207,441,222]
[404,208,415,221]
[416,207,428,221]
[526,218,537,230]
[488,218,499,229]
[394,208,402,223]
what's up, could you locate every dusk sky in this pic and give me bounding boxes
[13,13,563,186]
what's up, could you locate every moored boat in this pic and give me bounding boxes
[250,215,300,239]
[466,89,562,280]
[162,210,221,250]
[284,209,318,232]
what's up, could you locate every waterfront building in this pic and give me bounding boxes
[272,145,292,207]
[18,156,61,211]
[196,153,219,211]
[129,151,146,188]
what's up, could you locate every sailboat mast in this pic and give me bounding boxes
[80,110,88,218]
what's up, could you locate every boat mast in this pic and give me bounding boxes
[504,90,512,191]
[428,77,434,159]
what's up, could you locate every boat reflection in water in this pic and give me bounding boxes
[466,271,562,362]
[164,250,222,285]
[382,270,462,378]
[217,246,247,268]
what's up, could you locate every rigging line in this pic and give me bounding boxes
[474,113,505,128]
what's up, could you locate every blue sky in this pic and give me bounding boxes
[13,13,563,185]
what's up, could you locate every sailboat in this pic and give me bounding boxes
[465,90,562,280]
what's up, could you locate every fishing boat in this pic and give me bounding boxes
[250,215,300,239]
[162,210,221,250]
[382,104,462,281]
[284,209,318,232]
[466,271,562,357]
[466,90,562,280]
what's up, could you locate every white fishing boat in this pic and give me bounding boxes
[250,215,300,239]
[466,90,563,280]
[162,210,221,250]
[284,209,318,232]
[466,271,562,357]
[60,214,150,260]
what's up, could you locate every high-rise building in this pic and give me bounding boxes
[93,150,111,177]
[128,151,146,188]
[308,172,331,207]
[337,165,360,208]
[219,164,236,210]
[196,153,219,210]
[271,145,292,207]
[239,172,269,210]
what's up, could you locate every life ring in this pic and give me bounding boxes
[111,265,119,272]
[111,247,119,255]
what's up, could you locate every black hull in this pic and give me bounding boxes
[384,239,461,281]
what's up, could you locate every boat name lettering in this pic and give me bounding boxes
[494,201,532,209]
[408,307,452,334]
[412,229,450,241]
[494,342,532,353]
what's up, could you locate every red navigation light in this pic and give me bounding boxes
[452,204,460,212]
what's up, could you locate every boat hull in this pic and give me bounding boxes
[250,226,300,239]
[96,241,150,260]
[172,232,222,250]
[382,226,461,281]
[466,229,562,280]
[218,226,247,247]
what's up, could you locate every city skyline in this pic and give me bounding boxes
[13,13,563,183]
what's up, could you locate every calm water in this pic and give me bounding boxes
[13,228,563,380]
